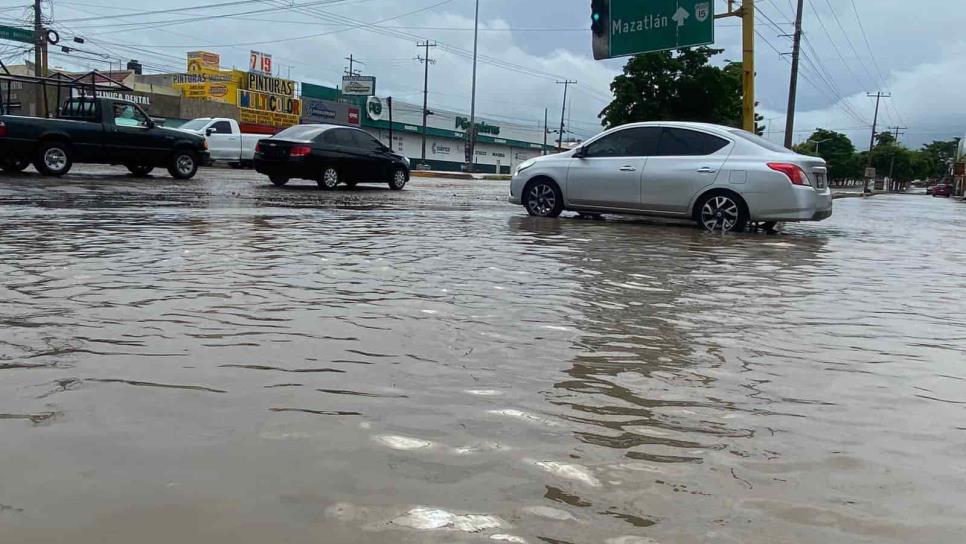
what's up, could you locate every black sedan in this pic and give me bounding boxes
[253,124,410,190]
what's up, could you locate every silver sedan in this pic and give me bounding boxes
[509,122,833,232]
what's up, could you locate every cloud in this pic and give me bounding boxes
[760,40,966,148]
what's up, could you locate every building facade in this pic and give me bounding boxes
[300,83,550,174]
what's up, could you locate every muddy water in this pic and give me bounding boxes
[1,173,965,543]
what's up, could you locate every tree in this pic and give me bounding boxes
[874,131,896,147]
[794,129,857,180]
[918,139,960,179]
[599,47,763,134]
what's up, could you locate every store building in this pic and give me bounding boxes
[300,82,551,174]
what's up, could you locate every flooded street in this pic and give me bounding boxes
[1,168,965,543]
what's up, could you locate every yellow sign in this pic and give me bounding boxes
[239,108,299,128]
[245,72,295,97]
[187,51,221,73]
[238,89,301,116]
[174,69,244,105]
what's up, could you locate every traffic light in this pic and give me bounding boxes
[591,0,610,60]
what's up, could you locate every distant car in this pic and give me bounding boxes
[509,122,833,232]
[175,117,261,168]
[931,184,953,197]
[253,124,410,190]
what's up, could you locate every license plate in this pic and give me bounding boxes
[815,173,827,189]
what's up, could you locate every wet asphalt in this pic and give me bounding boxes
[1,165,965,544]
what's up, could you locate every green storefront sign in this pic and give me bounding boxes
[0,25,34,44]
[455,116,500,136]
[597,0,714,59]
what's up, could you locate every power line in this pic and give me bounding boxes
[848,0,886,88]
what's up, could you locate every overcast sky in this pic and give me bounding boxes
[2,0,962,147]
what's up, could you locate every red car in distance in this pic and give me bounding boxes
[929,184,953,197]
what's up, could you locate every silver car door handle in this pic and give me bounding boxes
[697,167,716,174]
[619,166,637,172]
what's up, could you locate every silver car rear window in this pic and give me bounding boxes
[726,128,792,154]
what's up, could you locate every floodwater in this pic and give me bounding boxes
[1,169,965,543]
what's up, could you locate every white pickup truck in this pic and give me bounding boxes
[176,118,262,168]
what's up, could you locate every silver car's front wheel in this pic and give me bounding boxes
[698,194,746,233]
[524,179,563,218]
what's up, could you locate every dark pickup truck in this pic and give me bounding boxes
[0,97,209,179]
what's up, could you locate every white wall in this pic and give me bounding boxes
[365,128,543,171]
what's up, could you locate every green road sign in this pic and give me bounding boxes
[593,0,714,60]
[0,25,35,44]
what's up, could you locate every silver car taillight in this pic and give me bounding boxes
[767,163,811,186]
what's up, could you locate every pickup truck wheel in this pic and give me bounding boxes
[35,142,72,176]
[168,150,198,180]
[318,167,339,190]
[270,176,289,187]
[127,164,154,177]
[2,157,30,173]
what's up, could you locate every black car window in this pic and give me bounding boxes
[355,131,385,150]
[210,120,232,134]
[274,125,326,141]
[60,99,97,119]
[322,129,356,146]
[657,128,730,156]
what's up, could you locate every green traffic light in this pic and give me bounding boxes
[592,13,600,21]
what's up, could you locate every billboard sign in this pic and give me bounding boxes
[343,75,376,96]
[302,97,361,126]
[366,96,384,121]
[187,51,220,73]
[249,50,273,75]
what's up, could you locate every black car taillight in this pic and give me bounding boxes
[0,121,7,138]
[290,145,311,158]
[255,143,263,153]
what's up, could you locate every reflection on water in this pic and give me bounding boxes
[1,180,966,543]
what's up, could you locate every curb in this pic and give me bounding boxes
[411,171,511,181]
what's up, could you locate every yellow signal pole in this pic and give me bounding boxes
[718,1,755,132]
[742,0,755,132]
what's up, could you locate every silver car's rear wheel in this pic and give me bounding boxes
[524,179,563,218]
[698,194,746,233]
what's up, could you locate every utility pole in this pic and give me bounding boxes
[887,125,907,191]
[416,41,437,162]
[783,0,805,149]
[466,0,480,172]
[556,80,576,151]
[344,54,364,76]
[543,107,548,154]
[865,91,890,192]
[33,0,44,116]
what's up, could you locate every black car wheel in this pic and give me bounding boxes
[270,176,289,187]
[524,179,564,218]
[318,167,339,190]
[168,150,198,180]
[389,168,407,191]
[1,157,30,174]
[127,164,154,177]
[696,192,748,233]
[34,141,73,176]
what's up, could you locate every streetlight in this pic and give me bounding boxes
[812,138,831,154]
